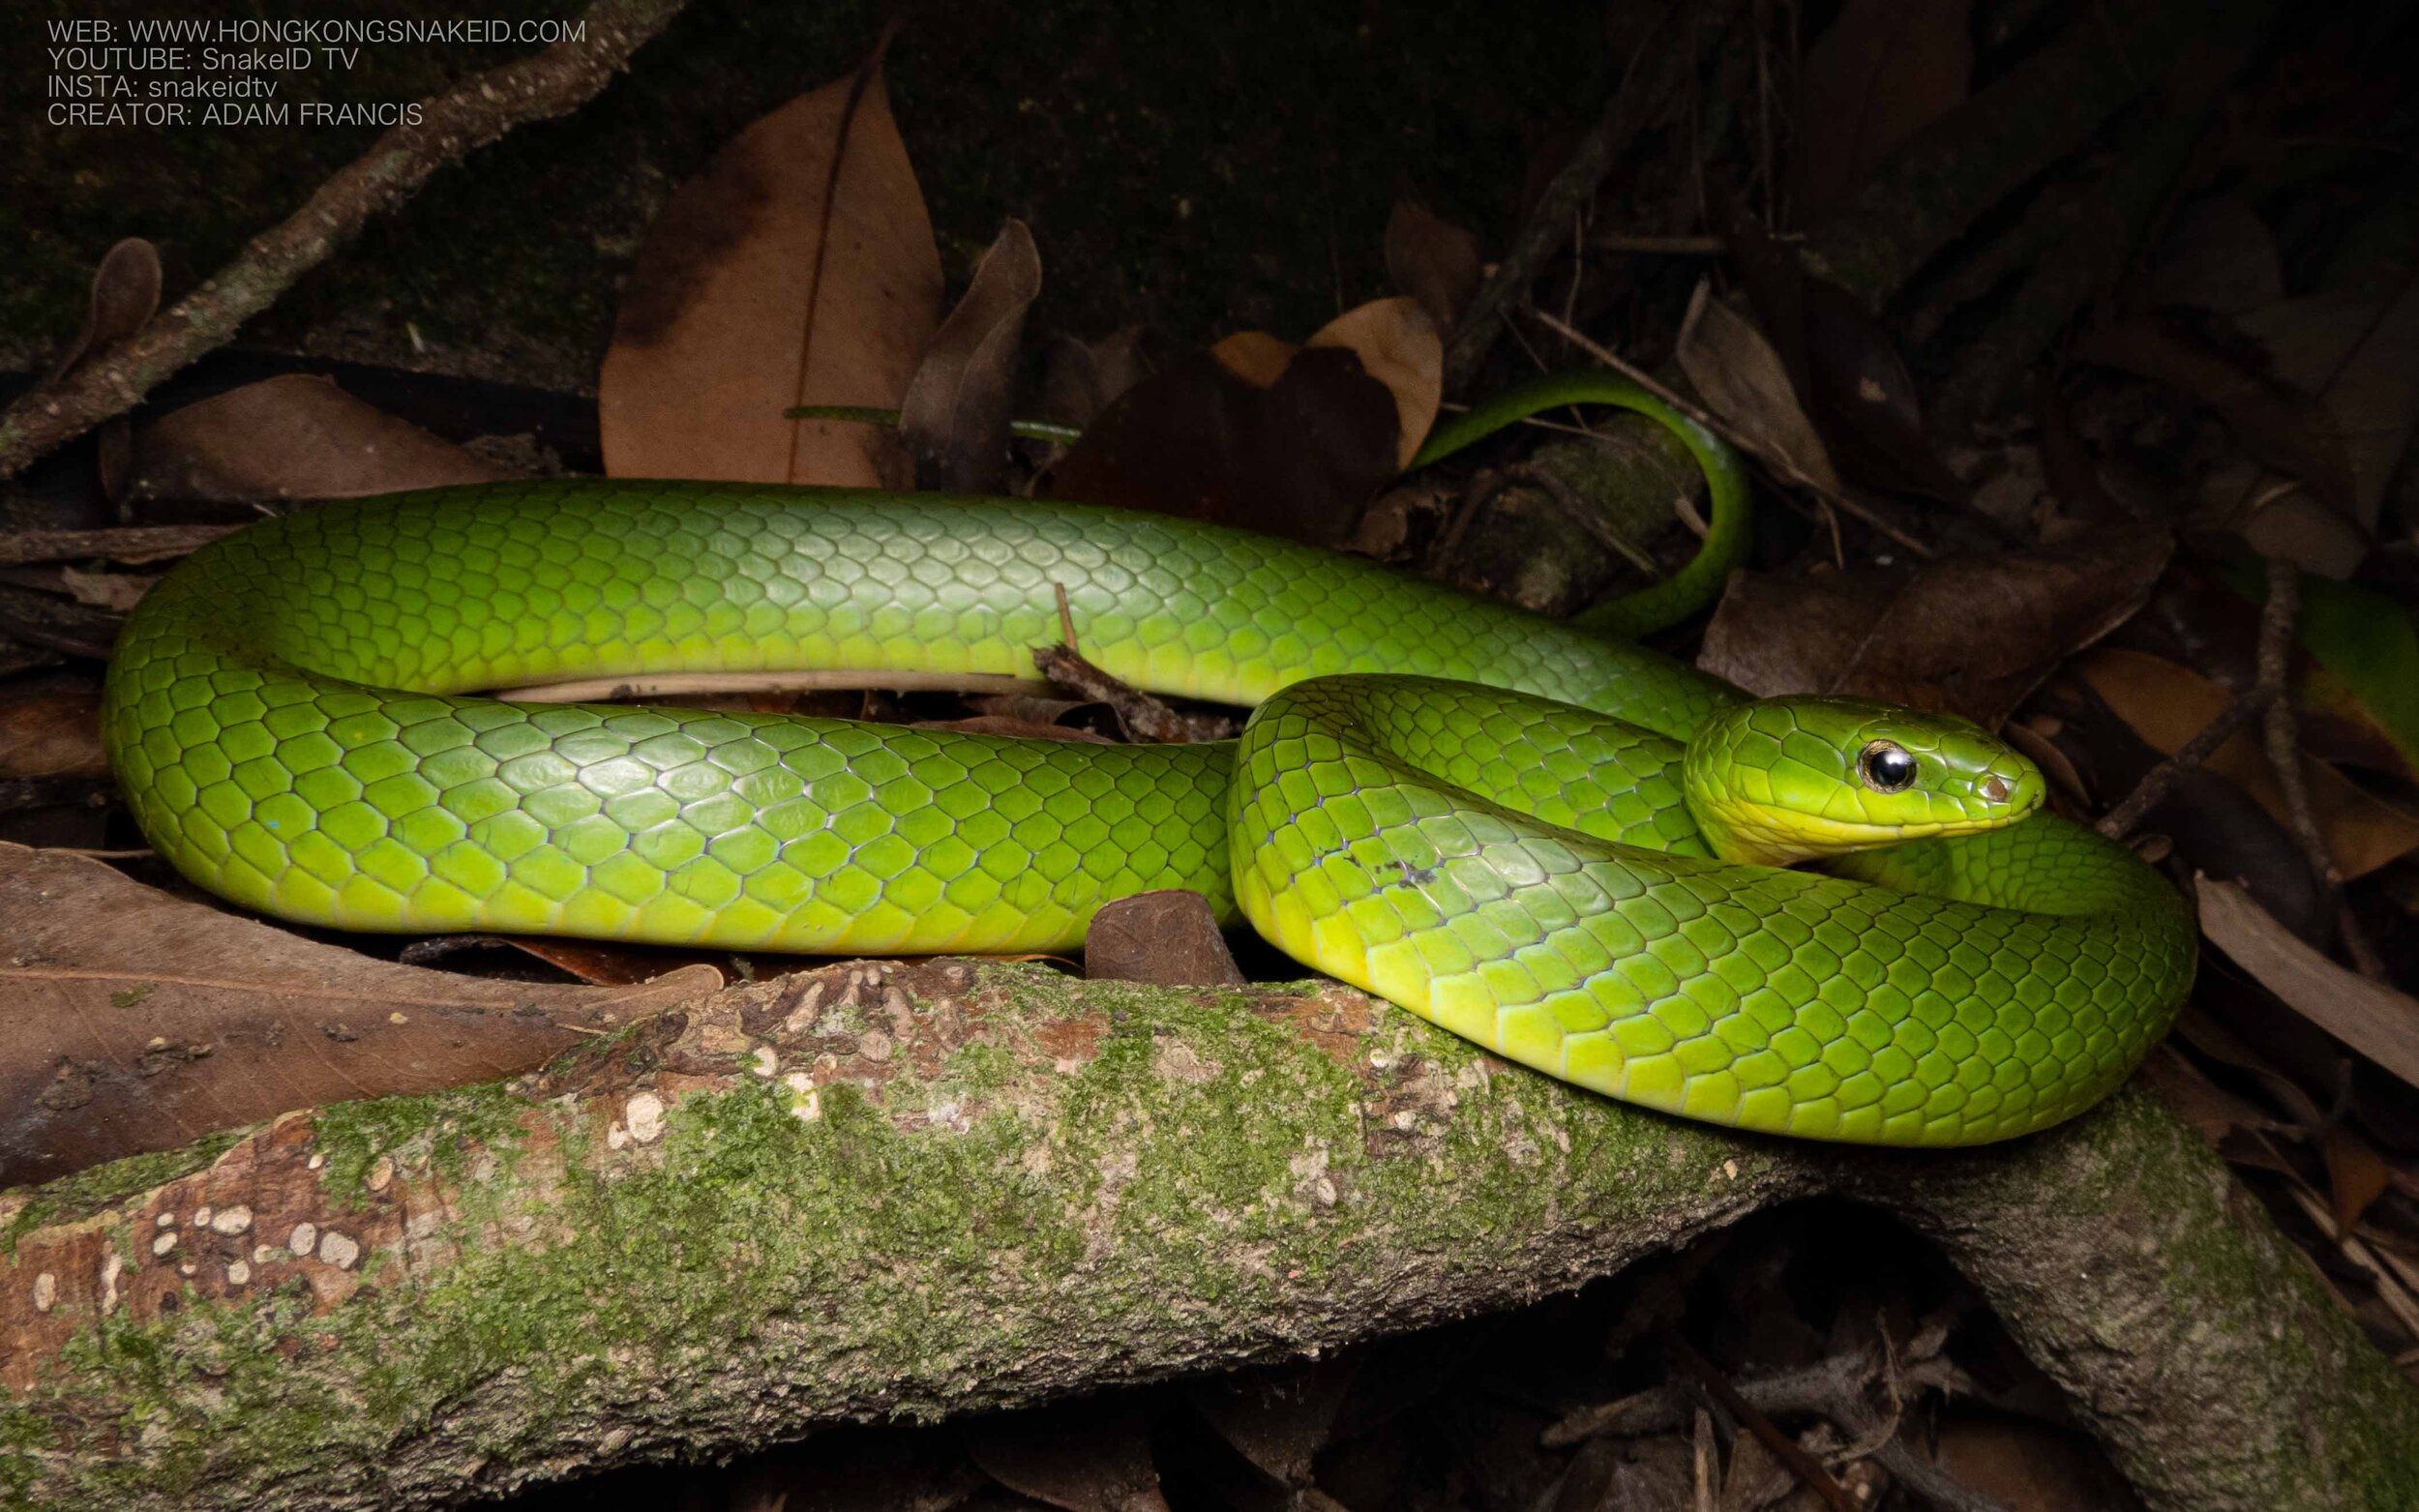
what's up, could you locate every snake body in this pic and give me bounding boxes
[104,377,2194,1145]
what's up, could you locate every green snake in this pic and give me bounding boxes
[103,373,2194,1146]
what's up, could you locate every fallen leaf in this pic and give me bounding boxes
[1384,200,1482,336]
[126,375,510,502]
[2199,875,2419,1092]
[965,1402,1169,1512]
[1188,1357,1358,1485]
[57,565,156,612]
[0,844,720,1186]
[0,580,123,660]
[394,934,725,988]
[2032,371,2130,525]
[0,522,243,569]
[0,675,107,780]
[1721,204,1964,501]
[600,41,941,488]
[2077,647,2419,879]
[2237,275,2419,527]
[2136,1043,2290,1145]
[899,220,1043,492]
[2076,318,2357,516]
[40,237,161,502]
[2323,1122,2395,1237]
[2171,1005,2328,1131]
[1698,526,2170,726]
[1040,328,1151,432]
[1083,890,1244,987]
[1044,343,1398,546]
[1930,1413,2140,1512]
[1794,0,1974,215]
[38,237,161,387]
[1306,297,1443,469]
[1674,280,1841,491]
[1210,330,1299,387]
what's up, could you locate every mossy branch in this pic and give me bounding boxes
[0,961,2410,1511]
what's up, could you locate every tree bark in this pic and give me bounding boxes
[1,960,2411,1511]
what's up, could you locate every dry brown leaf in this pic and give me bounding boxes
[1187,1358,1357,1485]
[1043,344,1398,547]
[2135,1043,2289,1146]
[1931,1413,2137,1512]
[1384,200,1482,336]
[39,238,161,386]
[1794,0,1974,215]
[2324,1123,2396,1237]
[899,219,1043,491]
[2239,275,2419,526]
[1698,526,2169,726]
[0,675,107,780]
[40,237,161,502]
[1674,281,1842,491]
[1209,330,1299,387]
[600,49,941,488]
[2198,876,2419,1091]
[965,1402,1169,1512]
[2077,319,2358,517]
[1039,328,1151,432]
[1307,296,1443,469]
[57,565,156,612]
[127,375,508,502]
[0,843,720,1186]
[2077,647,2419,878]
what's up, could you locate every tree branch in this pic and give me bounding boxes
[1,958,2411,1510]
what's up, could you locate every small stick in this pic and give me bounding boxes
[2097,553,2299,842]
[0,523,242,567]
[1664,1334,1860,1512]
[1053,582,1082,654]
[0,0,690,481]
[1030,645,1235,744]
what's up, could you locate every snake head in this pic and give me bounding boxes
[1681,697,2045,867]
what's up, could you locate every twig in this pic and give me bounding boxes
[1550,1346,2007,1512]
[1053,582,1082,654]
[1664,1334,1860,1512]
[2257,557,2331,879]
[1526,307,1935,560]
[0,523,241,568]
[1030,646,1236,744]
[2253,560,2390,978]
[0,0,690,481]
[1443,0,1734,390]
[2098,554,2302,842]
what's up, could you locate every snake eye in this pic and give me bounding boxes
[1859,741,1916,793]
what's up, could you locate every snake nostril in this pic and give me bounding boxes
[1982,775,2011,803]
